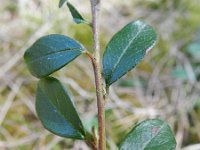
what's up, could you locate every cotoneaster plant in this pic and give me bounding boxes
[24,0,177,150]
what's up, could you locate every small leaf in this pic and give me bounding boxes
[67,2,88,24]
[119,119,176,150]
[36,77,86,139]
[59,0,67,8]
[103,20,157,87]
[24,34,85,78]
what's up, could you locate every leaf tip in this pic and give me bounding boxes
[59,0,67,8]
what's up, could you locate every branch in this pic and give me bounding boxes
[90,0,106,149]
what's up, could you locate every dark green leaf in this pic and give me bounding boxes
[59,0,67,8]
[67,2,88,24]
[103,20,157,86]
[36,77,86,139]
[24,34,85,78]
[119,119,176,150]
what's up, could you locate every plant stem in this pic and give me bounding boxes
[90,0,106,150]
[91,58,106,150]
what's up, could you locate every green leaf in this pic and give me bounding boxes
[24,34,85,78]
[119,119,176,150]
[67,2,88,24]
[36,77,86,139]
[103,20,157,86]
[59,0,67,8]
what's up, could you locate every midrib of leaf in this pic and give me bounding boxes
[108,23,146,81]
[60,88,84,133]
[27,48,82,64]
[142,122,166,150]
[39,85,84,138]
[55,93,61,113]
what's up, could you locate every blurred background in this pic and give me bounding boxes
[0,0,200,149]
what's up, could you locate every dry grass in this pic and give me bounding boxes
[0,0,200,149]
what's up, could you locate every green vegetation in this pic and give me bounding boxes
[0,0,200,149]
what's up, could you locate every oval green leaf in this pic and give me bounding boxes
[59,0,67,8]
[103,20,157,87]
[36,77,86,139]
[119,119,176,150]
[67,2,88,24]
[24,34,85,78]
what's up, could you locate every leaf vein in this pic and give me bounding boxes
[109,23,147,81]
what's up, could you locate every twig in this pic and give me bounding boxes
[89,0,106,149]
[0,80,22,125]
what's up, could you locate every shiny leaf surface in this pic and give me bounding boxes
[119,119,176,150]
[24,34,85,78]
[36,77,86,139]
[103,20,157,86]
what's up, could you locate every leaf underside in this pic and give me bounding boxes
[36,77,86,139]
[119,119,176,150]
[67,2,87,24]
[24,34,85,78]
[103,20,157,87]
